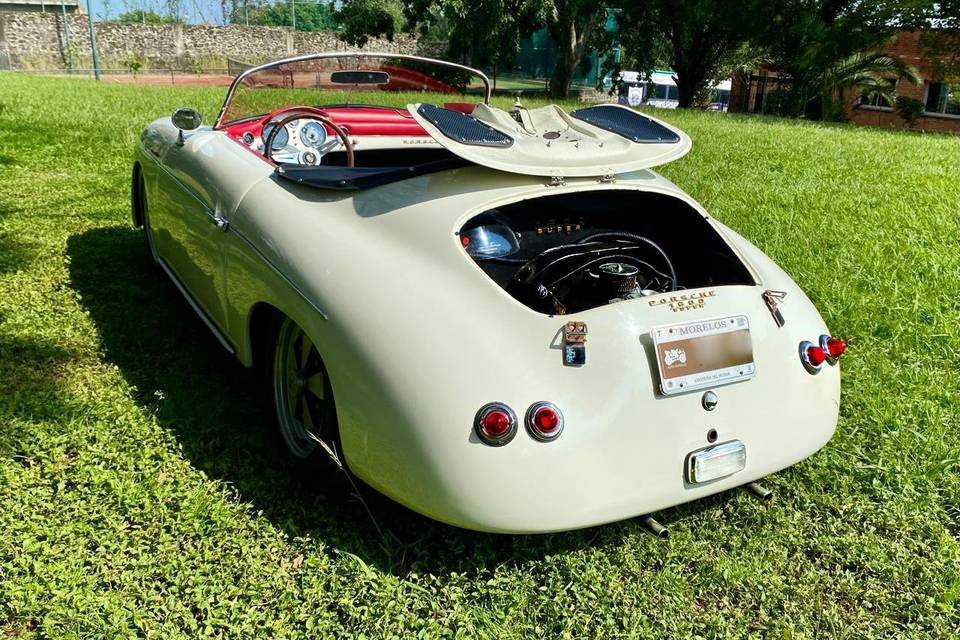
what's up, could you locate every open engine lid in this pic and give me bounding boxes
[407,102,691,177]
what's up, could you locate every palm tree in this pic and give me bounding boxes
[816,52,921,121]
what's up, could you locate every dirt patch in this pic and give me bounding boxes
[103,73,234,86]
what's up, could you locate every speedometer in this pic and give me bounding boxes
[261,122,289,150]
[300,121,327,148]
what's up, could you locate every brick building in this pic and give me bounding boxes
[729,30,959,133]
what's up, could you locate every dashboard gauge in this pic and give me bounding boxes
[300,121,327,148]
[261,122,289,150]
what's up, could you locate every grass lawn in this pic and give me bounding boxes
[0,73,958,638]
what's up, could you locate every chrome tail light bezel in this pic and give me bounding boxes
[819,334,845,365]
[799,340,825,375]
[525,401,564,442]
[474,402,518,447]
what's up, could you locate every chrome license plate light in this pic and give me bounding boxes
[686,440,746,484]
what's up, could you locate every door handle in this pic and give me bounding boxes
[210,211,229,231]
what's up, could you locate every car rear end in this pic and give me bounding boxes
[306,174,844,533]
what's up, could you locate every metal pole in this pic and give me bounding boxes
[60,0,72,73]
[291,0,295,31]
[86,0,100,80]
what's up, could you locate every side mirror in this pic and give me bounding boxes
[172,107,202,130]
[172,107,202,146]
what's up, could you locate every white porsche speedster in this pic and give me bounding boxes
[131,53,845,533]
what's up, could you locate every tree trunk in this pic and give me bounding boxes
[548,19,577,99]
[674,71,700,108]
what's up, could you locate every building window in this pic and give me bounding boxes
[859,79,896,108]
[924,83,960,116]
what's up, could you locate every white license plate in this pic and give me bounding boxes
[686,440,747,484]
[651,314,756,395]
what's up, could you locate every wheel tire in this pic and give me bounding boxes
[136,172,158,265]
[268,316,348,492]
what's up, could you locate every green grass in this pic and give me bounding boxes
[0,73,958,639]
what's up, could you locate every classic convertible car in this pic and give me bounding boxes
[132,53,845,533]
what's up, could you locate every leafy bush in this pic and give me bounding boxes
[122,53,146,77]
[895,96,924,128]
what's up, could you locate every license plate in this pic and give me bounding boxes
[651,314,755,395]
[686,440,747,484]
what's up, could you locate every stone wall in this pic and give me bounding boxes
[0,11,441,71]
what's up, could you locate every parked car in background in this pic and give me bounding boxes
[709,79,733,112]
[607,70,680,109]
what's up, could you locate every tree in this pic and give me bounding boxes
[231,1,339,31]
[817,51,921,120]
[920,0,960,83]
[115,9,177,24]
[337,0,405,45]
[402,0,548,73]
[339,0,602,98]
[543,0,606,97]
[751,0,926,117]
[611,0,763,108]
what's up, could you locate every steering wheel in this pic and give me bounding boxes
[263,107,355,168]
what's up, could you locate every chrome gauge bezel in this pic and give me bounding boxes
[261,121,289,150]
[299,121,327,148]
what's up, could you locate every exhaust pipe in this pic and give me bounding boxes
[639,515,668,539]
[742,482,773,501]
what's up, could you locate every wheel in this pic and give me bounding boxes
[135,170,158,264]
[270,316,346,488]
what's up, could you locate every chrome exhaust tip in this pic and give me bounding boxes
[639,515,668,539]
[742,482,773,501]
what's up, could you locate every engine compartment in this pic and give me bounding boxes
[459,190,756,315]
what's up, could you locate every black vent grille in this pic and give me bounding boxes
[417,104,513,148]
[570,106,681,144]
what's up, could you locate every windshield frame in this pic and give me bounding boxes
[214,52,492,129]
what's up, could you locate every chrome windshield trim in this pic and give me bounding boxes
[215,52,492,129]
[231,227,330,321]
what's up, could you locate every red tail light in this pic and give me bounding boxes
[526,402,564,442]
[819,335,846,363]
[799,340,826,374]
[475,403,517,446]
[807,345,827,366]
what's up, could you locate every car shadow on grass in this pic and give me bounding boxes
[66,225,737,576]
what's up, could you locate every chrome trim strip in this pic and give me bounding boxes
[230,227,330,321]
[215,52,492,128]
[157,257,236,355]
